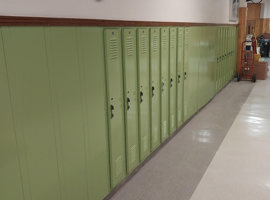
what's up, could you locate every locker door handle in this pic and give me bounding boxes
[110,105,114,119]
[127,97,131,111]
[178,75,181,83]
[140,91,143,103]
[152,86,155,97]
[170,78,173,88]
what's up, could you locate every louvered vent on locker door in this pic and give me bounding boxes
[170,35,176,49]
[178,31,183,47]
[153,34,159,55]
[140,36,147,54]
[109,38,118,60]
[162,34,167,49]
[185,30,189,47]
[126,36,134,56]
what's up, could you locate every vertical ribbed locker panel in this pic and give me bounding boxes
[177,27,184,127]
[76,27,111,200]
[137,28,151,161]
[169,27,177,134]
[160,28,170,142]
[183,27,190,121]
[150,28,161,150]
[104,29,126,188]
[0,28,24,200]
[45,27,112,200]
[2,27,62,200]
[2,27,111,200]
[122,28,140,174]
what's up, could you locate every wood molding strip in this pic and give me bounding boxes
[0,16,239,26]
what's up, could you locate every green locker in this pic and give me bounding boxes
[75,27,111,200]
[198,27,206,109]
[183,27,190,121]
[0,28,24,200]
[208,26,217,100]
[177,27,184,127]
[183,27,199,121]
[219,27,223,90]
[104,29,126,187]
[137,28,151,160]
[224,27,227,84]
[150,28,161,150]
[215,27,219,92]
[169,27,177,134]
[160,28,170,142]
[2,27,62,200]
[220,27,223,87]
[225,27,229,83]
[45,27,111,200]
[1,27,111,200]
[122,28,140,173]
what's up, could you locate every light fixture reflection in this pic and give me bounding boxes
[192,130,212,143]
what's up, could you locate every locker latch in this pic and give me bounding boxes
[178,75,181,83]
[110,105,114,119]
[184,72,187,80]
[152,86,155,97]
[127,97,131,110]
[140,91,143,103]
[170,78,173,88]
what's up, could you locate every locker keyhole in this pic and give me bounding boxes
[127,97,131,110]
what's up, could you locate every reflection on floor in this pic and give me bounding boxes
[190,60,270,200]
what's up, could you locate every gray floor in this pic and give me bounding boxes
[108,80,255,200]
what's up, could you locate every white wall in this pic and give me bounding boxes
[0,0,237,24]
[261,0,270,18]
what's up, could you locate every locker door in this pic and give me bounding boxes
[104,29,126,187]
[214,27,219,93]
[76,27,111,200]
[46,27,112,200]
[223,27,226,85]
[2,27,62,200]
[183,27,191,121]
[177,27,184,127]
[225,27,229,82]
[137,28,151,160]
[161,28,170,142]
[198,26,206,109]
[229,28,232,77]
[169,27,177,134]
[150,28,161,150]
[193,27,200,113]
[217,27,222,90]
[220,27,223,87]
[0,29,24,200]
[122,28,140,174]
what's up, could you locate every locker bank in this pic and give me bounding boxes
[1,0,270,200]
